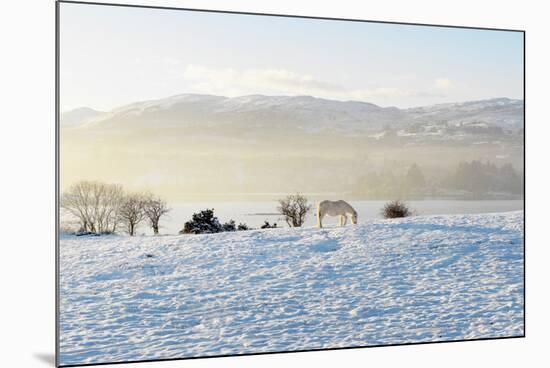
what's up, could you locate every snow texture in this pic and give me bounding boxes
[59,211,524,365]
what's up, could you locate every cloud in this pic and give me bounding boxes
[434,78,452,89]
[182,65,343,97]
[181,65,441,103]
[349,87,416,99]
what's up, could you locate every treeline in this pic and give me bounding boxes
[445,161,523,195]
[354,161,523,199]
[354,163,427,198]
[61,181,170,236]
[61,182,311,236]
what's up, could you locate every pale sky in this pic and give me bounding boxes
[59,2,524,112]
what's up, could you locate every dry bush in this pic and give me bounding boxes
[277,194,312,227]
[381,200,414,219]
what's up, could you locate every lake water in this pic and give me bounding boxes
[154,200,523,235]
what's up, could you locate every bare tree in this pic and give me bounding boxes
[91,182,124,233]
[61,182,93,232]
[143,194,170,235]
[118,193,147,236]
[277,193,312,227]
[61,181,124,233]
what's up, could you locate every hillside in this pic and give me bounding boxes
[59,94,524,199]
[61,94,524,133]
[58,211,524,365]
[60,107,106,127]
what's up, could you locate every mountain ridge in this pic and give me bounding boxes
[61,94,524,131]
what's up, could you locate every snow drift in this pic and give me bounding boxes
[59,211,524,365]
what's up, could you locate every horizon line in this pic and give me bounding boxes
[61,93,524,114]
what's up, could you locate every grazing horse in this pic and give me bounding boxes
[317,200,358,228]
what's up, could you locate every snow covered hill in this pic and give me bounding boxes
[405,98,524,129]
[61,94,524,133]
[58,211,524,365]
[60,107,106,126]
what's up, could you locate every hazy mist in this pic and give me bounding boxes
[60,94,523,202]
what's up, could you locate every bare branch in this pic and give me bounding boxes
[118,193,148,236]
[143,193,171,235]
[277,193,312,227]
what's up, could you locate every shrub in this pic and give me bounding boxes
[237,223,250,231]
[75,231,100,237]
[277,194,311,227]
[381,200,414,219]
[222,219,237,232]
[260,221,277,229]
[179,209,250,234]
[180,209,222,234]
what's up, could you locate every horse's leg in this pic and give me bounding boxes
[317,211,323,228]
[343,215,348,226]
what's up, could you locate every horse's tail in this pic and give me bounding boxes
[317,203,322,228]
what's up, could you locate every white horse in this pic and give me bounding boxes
[317,200,357,228]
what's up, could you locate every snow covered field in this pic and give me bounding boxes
[58,211,524,366]
[162,200,523,234]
